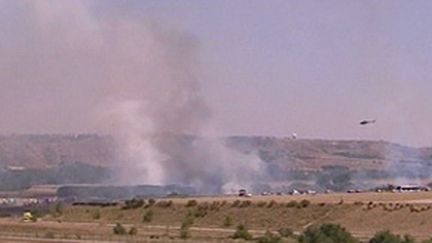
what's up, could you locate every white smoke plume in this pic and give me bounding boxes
[0,0,268,193]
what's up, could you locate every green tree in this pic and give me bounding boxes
[257,230,282,243]
[223,216,233,227]
[369,230,416,243]
[142,210,153,223]
[128,227,138,235]
[113,223,127,235]
[92,210,101,220]
[232,224,252,241]
[186,200,198,207]
[180,219,192,239]
[299,223,358,243]
[278,227,294,238]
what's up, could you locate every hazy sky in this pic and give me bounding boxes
[1,0,432,147]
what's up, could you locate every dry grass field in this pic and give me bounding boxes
[1,192,432,242]
[172,191,432,204]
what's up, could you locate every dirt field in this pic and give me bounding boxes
[2,192,432,242]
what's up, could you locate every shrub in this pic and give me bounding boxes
[92,210,101,220]
[299,223,358,243]
[180,225,190,239]
[195,208,208,218]
[299,199,311,208]
[256,201,267,207]
[278,227,294,238]
[210,201,221,210]
[369,230,415,243]
[50,202,64,217]
[128,226,138,235]
[232,224,253,241]
[232,200,241,207]
[55,202,64,215]
[223,216,233,227]
[267,200,278,208]
[186,203,208,218]
[182,214,195,227]
[409,205,421,213]
[198,202,210,211]
[402,234,416,243]
[191,207,207,218]
[142,210,153,223]
[240,200,252,208]
[145,198,156,208]
[286,200,299,208]
[123,198,144,209]
[180,216,193,239]
[113,223,127,235]
[257,230,282,243]
[31,210,46,222]
[186,200,198,207]
[156,200,173,208]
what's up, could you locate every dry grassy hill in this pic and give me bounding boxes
[0,134,430,171]
[0,134,116,169]
[0,134,431,192]
[227,137,432,171]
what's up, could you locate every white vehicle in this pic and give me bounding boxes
[289,189,300,195]
[395,185,430,193]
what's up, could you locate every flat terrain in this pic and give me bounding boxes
[1,192,432,242]
[173,191,432,204]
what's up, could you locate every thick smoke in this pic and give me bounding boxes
[0,1,267,193]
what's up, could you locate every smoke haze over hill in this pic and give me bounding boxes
[0,135,431,193]
[0,1,268,192]
[2,1,432,146]
[2,1,432,192]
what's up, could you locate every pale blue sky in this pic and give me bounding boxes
[1,1,432,146]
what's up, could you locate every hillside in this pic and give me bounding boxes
[227,137,432,171]
[0,134,116,169]
[0,134,430,171]
[0,134,431,191]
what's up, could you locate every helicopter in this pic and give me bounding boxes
[359,119,376,125]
